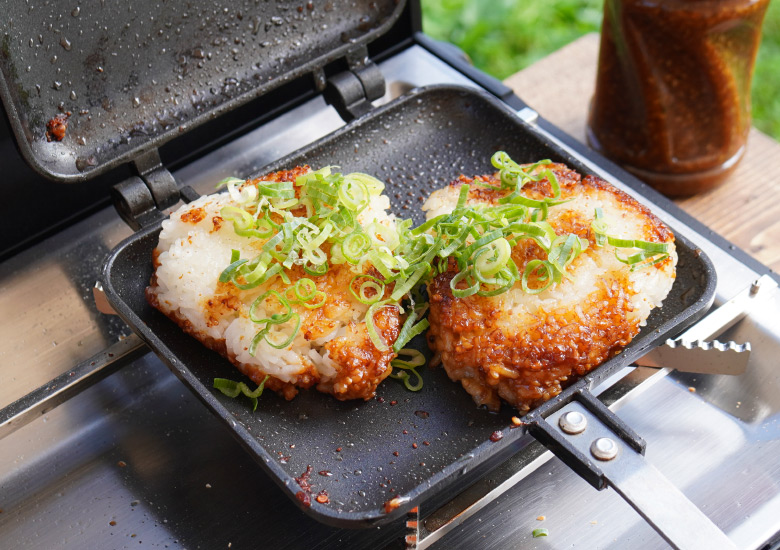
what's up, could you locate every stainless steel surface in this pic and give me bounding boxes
[2,45,780,549]
[0,207,133,409]
[0,333,145,440]
[675,274,777,343]
[548,402,738,550]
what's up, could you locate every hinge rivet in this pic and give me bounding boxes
[591,437,619,461]
[559,411,587,434]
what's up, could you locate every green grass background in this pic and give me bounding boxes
[421,0,780,140]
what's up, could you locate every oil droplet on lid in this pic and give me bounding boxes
[60,37,72,51]
[71,6,80,17]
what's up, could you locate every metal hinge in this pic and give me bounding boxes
[323,45,385,122]
[111,149,200,231]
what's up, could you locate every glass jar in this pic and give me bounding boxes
[587,0,770,197]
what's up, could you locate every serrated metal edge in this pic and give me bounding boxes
[664,338,751,353]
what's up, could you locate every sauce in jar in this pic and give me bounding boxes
[587,0,769,196]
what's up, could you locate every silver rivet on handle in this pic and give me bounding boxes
[559,411,587,434]
[590,437,619,461]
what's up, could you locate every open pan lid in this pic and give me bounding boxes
[0,0,405,182]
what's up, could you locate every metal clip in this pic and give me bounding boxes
[635,275,777,375]
[635,338,750,375]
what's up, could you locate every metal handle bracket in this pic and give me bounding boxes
[111,148,201,230]
[536,399,737,550]
[324,45,386,122]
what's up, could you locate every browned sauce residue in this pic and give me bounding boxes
[46,114,69,142]
[295,465,314,507]
[384,496,403,514]
[180,207,206,224]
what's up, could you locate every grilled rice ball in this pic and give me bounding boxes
[422,164,677,412]
[146,167,400,402]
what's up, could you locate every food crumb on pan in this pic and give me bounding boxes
[205,483,212,489]
[489,430,504,442]
[536,515,546,521]
[688,387,696,393]
[45,114,69,142]
[384,496,405,514]
[295,465,314,507]
[117,460,127,468]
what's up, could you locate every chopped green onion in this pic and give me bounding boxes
[338,176,370,212]
[389,348,425,391]
[303,262,329,277]
[219,250,248,283]
[456,183,470,209]
[393,315,429,353]
[532,528,549,538]
[215,155,672,370]
[302,290,327,309]
[473,237,511,278]
[522,260,555,295]
[342,172,385,195]
[213,375,270,412]
[262,313,302,349]
[294,278,317,301]
[590,208,670,270]
[349,274,386,305]
[365,300,393,352]
[450,267,480,298]
[249,290,294,325]
[342,232,371,264]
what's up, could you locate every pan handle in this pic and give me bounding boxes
[528,390,737,550]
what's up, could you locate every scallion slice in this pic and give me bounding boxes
[389,348,425,391]
[213,375,270,412]
[349,274,386,305]
[365,300,393,352]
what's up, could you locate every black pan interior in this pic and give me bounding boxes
[0,0,404,181]
[103,85,716,528]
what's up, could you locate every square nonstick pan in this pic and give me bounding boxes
[102,85,716,527]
